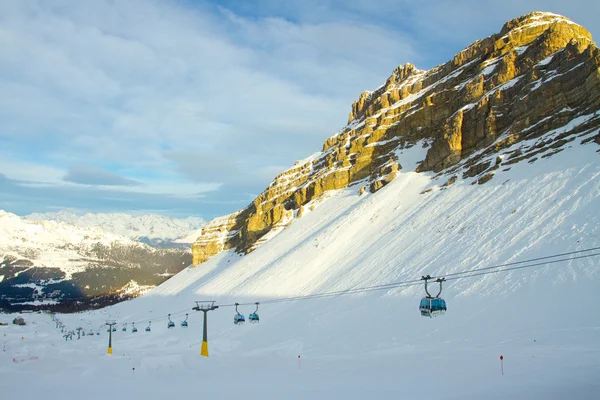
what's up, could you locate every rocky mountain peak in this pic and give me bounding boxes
[191,12,600,266]
[499,12,588,37]
[347,62,423,124]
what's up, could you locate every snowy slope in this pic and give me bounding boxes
[25,211,205,242]
[142,136,600,304]
[3,134,598,399]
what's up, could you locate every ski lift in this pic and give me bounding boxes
[167,314,175,329]
[419,275,447,318]
[145,321,151,332]
[234,303,245,325]
[132,322,138,333]
[181,313,188,327]
[249,302,260,323]
[122,323,127,332]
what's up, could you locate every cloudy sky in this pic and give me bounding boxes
[0,0,597,220]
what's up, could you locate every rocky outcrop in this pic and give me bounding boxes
[193,12,600,266]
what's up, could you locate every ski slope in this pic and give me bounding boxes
[1,138,599,399]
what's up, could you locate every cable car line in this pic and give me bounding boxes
[214,247,600,308]
[443,252,600,282]
[86,246,599,332]
[129,307,192,325]
[440,246,600,279]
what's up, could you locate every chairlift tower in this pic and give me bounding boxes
[105,320,117,354]
[192,301,218,357]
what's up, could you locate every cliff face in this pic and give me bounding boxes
[192,12,600,266]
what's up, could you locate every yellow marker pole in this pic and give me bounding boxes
[201,310,209,357]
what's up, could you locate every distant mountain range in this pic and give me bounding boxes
[0,210,202,312]
[25,211,205,246]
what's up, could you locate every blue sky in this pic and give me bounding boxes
[0,0,597,220]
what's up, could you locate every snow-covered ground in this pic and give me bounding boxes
[1,138,599,399]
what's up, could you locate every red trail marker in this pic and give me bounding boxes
[500,355,504,375]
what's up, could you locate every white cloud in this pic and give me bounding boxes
[0,157,218,198]
[0,0,417,219]
[2,0,595,218]
[0,158,65,183]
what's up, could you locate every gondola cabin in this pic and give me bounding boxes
[419,297,447,317]
[234,303,245,325]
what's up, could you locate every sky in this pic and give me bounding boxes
[0,0,598,220]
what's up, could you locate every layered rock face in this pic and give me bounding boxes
[193,12,600,266]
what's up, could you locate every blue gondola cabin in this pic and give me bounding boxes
[420,298,447,317]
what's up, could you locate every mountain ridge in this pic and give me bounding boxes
[190,11,600,266]
[25,210,205,243]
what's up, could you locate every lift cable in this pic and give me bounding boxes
[107,246,600,326]
[214,247,600,308]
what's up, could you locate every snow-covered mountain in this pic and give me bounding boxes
[1,12,599,399]
[25,211,205,245]
[191,11,600,265]
[0,210,192,311]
